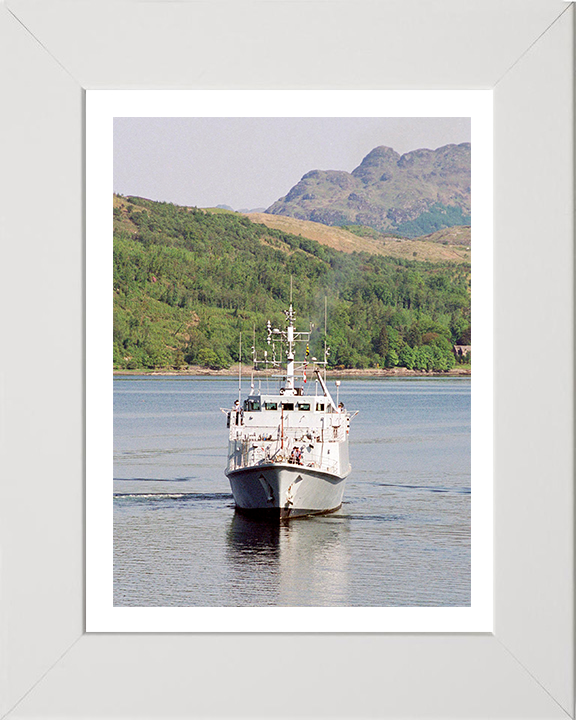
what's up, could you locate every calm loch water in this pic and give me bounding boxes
[114,376,470,606]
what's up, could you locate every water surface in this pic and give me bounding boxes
[114,376,470,606]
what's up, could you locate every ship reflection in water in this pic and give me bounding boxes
[227,512,283,562]
[226,511,351,606]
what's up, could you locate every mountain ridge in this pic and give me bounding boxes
[266,142,471,238]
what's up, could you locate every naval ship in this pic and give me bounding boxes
[224,303,356,520]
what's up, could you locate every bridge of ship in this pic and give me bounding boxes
[226,393,348,474]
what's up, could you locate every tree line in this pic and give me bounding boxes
[113,196,471,371]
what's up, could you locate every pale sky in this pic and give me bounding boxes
[114,117,471,210]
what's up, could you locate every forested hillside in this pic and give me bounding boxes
[113,195,471,371]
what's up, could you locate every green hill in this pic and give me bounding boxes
[113,195,471,371]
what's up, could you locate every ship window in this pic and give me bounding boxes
[282,402,294,411]
[264,402,277,410]
[316,403,325,411]
[298,403,310,411]
[245,399,261,411]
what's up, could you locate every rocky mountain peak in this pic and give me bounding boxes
[266,143,471,238]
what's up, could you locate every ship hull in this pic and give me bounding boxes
[226,462,349,520]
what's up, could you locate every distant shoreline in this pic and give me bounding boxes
[113,364,471,379]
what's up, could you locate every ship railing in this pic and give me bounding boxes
[312,458,340,475]
[272,453,340,475]
[228,426,347,470]
[228,438,277,472]
[230,425,347,444]
[228,437,341,476]
[229,456,340,476]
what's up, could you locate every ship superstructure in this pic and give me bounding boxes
[224,304,355,519]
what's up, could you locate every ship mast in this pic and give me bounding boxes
[238,332,242,405]
[263,280,314,396]
[285,303,295,394]
[324,295,328,382]
[282,277,296,395]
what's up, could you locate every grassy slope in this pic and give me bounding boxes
[129,198,472,264]
[244,212,471,264]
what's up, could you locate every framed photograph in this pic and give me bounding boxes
[87,90,493,634]
[1,1,573,718]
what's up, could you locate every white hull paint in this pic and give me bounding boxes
[226,462,350,519]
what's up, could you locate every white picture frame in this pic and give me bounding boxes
[1,1,573,718]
